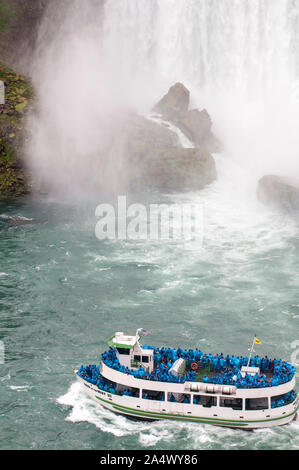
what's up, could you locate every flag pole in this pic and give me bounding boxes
[247,334,256,369]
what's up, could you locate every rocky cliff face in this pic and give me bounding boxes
[0,62,33,198]
[0,0,49,72]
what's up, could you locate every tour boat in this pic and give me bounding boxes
[75,330,298,429]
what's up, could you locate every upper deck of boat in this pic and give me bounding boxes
[194,366,274,382]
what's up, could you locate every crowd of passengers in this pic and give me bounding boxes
[77,365,297,408]
[100,346,295,389]
[271,390,297,408]
[101,347,196,383]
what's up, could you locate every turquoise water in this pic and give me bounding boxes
[0,157,299,450]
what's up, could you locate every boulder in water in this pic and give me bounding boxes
[130,147,217,191]
[257,175,299,212]
[152,82,190,120]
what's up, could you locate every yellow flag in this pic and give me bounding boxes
[254,337,262,345]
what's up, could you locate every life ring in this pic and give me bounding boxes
[191,362,198,371]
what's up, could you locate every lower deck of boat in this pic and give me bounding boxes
[78,377,298,430]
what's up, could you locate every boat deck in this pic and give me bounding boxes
[194,366,274,383]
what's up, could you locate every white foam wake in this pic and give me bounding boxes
[57,382,224,447]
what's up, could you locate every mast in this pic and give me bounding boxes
[247,334,257,368]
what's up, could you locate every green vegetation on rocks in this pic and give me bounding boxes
[0,61,33,198]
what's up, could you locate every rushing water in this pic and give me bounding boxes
[2,0,299,450]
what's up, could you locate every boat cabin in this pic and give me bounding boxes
[241,366,260,377]
[108,331,154,372]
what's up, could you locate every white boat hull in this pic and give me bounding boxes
[76,374,298,430]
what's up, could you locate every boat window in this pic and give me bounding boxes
[168,393,191,404]
[142,390,165,401]
[117,348,130,355]
[271,390,297,408]
[220,397,243,410]
[116,384,139,398]
[142,356,149,363]
[245,397,268,410]
[193,395,217,407]
[134,355,141,361]
[97,375,139,397]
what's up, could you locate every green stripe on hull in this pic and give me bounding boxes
[94,395,298,427]
[112,405,248,426]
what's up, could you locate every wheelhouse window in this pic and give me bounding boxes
[142,390,165,401]
[142,356,149,363]
[220,397,243,410]
[134,355,141,361]
[193,395,217,407]
[117,348,130,355]
[245,397,268,410]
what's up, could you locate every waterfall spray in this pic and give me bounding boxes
[27,0,299,199]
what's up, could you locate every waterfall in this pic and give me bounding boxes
[27,0,299,198]
[103,0,299,98]
[102,0,299,180]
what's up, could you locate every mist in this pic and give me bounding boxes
[26,0,299,200]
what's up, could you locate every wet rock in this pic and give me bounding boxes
[152,82,190,120]
[0,62,33,198]
[174,108,213,146]
[130,146,217,191]
[257,175,299,211]
[126,114,179,161]
[153,83,215,147]
[123,110,217,191]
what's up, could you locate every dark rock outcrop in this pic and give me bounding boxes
[152,82,190,120]
[126,113,179,160]
[124,83,218,191]
[125,113,216,191]
[257,175,299,212]
[152,82,215,149]
[0,62,33,198]
[137,147,216,191]
[174,108,212,146]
